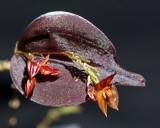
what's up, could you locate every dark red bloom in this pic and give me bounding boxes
[25,55,60,98]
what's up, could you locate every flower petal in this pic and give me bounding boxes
[104,72,116,85]
[40,65,60,75]
[27,60,41,78]
[25,77,35,98]
[95,72,116,91]
[105,85,119,110]
[38,55,49,65]
[96,91,107,117]
[87,87,97,101]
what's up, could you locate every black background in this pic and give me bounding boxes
[0,0,159,128]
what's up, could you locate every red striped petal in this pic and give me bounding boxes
[25,77,35,98]
[40,65,60,75]
[27,60,41,78]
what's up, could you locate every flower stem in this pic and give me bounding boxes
[63,51,100,85]
[14,42,100,86]
[14,42,34,60]
[0,60,10,71]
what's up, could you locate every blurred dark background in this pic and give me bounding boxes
[0,0,159,127]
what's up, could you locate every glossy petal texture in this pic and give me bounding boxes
[10,11,146,107]
[87,73,119,117]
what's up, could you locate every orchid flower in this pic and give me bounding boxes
[87,72,118,117]
[25,55,60,98]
